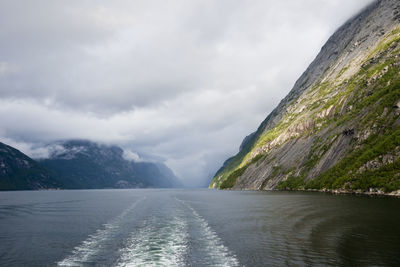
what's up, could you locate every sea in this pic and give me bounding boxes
[0,189,399,266]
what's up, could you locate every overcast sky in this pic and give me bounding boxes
[0,0,373,187]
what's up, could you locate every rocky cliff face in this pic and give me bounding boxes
[40,140,182,189]
[210,0,400,193]
[0,142,61,190]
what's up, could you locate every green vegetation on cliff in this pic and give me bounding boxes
[306,128,400,192]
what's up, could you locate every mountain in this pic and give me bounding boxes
[0,142,61,190]
[39,140,182,189]
[210,0,400,194]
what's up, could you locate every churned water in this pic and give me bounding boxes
[0,189,399,266]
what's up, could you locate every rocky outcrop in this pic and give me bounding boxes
[357,146,400,173]
[211,0,400,194]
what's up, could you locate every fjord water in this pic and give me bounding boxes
[0,190,399,266]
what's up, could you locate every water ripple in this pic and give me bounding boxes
[177,198,240,267]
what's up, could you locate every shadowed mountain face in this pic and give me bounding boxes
[0,140,182,190]
[0,142,61,190]
[39,140,182,189]
[211,0,400,193]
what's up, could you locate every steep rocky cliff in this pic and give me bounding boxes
[210,0,400,194]
[0,142,61,190]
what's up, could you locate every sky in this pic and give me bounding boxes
[0,0,374,187]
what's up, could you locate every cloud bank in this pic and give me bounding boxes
[0,0,373,186]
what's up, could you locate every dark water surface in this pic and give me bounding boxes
[0,189,399,266]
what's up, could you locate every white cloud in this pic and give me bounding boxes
[122,150,142,162]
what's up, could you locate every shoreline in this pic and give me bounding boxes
[217,187,400,198]
[273,188,400,198]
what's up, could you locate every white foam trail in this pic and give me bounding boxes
[116,214,188,267]
[57,197,145,266]
[177,198,240,267]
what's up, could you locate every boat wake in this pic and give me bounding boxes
[58,195,239,266]
[176,198,240,267]
[57,197,145,266]
[116,213,188,266]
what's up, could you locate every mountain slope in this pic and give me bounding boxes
[39,140,182,189]
[210,0,400,193]
[0,142,61,190]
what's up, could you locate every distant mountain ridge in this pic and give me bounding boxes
[0,140,182,190]
[210,0,400,194]
[0,142,61,190]
[39,140,182,189]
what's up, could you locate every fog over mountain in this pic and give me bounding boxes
[0,0,373,187]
